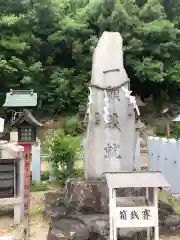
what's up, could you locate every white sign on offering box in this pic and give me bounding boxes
[115,206,158,228]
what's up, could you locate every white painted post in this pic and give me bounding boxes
[0,117,4,133]
[31,144,41,182]
[9,129,23,225]
[146,187,150,240]
[134,134,141,171]
[14,204,21,225]
[14,158,21,225]
[176,140,180,195]
[109,188,113,240]
[162,139,177,194]
[148,137,162,171]
[158,138,167,175]
[154,187,159,240]
[159,138,168,177]
[112,188,117,240]
[167,139,178,194]
[147,136,155,170]
[154,138,163,171]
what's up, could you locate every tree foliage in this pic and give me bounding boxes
[0,0,180,116]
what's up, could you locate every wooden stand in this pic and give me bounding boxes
[105,171,170,240]
[0,142,24,225]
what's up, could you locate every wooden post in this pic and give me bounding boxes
[24,151,30,240]
[167,123,170,137]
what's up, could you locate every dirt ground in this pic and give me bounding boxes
[0,191,49,239]
[0,161,51,239]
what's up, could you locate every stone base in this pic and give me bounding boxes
[65,179,109,213]
[45,180,180,240]
[47,212,148,240]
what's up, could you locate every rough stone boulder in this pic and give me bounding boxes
[47,211,147,240]
[65,179,109,213]
[158,200,175,222]
[164,214,180,230]
[44,191,68,218]
[48,218,89,240]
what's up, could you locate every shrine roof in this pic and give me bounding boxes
[3,89,37,108]
[11,109,42,127]
[104,171,170,189]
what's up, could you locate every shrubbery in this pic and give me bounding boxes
[45,127,84,185]
[63,117,84,136]
[170,123,180,139]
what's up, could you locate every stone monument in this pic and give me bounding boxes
[83,31,140,179]
[47,31,144,240]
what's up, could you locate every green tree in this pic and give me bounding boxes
[1,0,180,116]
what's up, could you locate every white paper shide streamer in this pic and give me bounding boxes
[87,87,93,120]
[121,86,140,116]
[103,90,111,124]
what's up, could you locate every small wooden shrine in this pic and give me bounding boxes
[3,89,42,141]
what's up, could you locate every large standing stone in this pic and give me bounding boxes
[84,31,138,179]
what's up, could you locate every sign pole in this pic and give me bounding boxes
[23,152,30,240]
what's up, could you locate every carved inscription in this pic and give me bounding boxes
[106,113,120,130]
[104,142,121,159]
[94,112,100,125]
[107,89,120,101]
